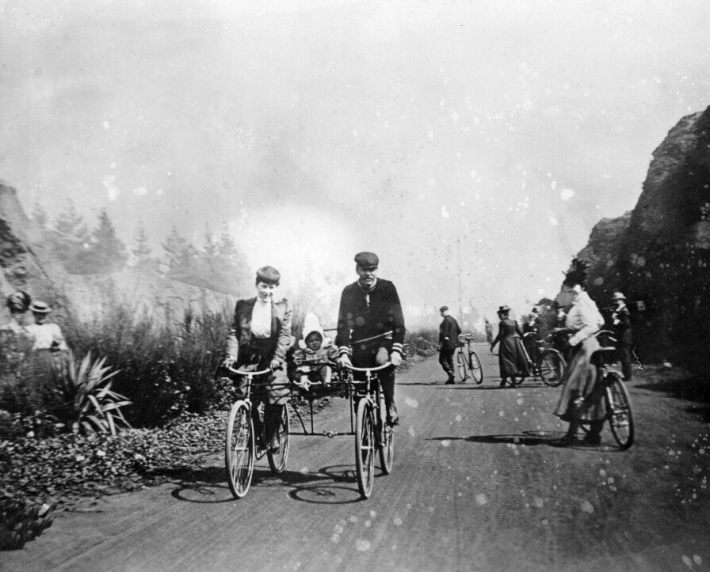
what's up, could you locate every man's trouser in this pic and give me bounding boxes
[352,340,395,418]
[439,347,456,376]
[617,343,632,381]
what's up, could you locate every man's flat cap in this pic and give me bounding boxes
[256,266,281,285]
[439,305,449,312]
[354,251,379,268]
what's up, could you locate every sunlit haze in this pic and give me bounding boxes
[2,0,710,328]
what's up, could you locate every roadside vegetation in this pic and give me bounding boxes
[0,293,443,550]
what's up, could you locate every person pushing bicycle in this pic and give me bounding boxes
[438,305,461,384]
[222,266,292,452]
[336,251,405,426]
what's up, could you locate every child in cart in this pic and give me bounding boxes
[289,313,339,390]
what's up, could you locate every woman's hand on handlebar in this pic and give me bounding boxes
[337,354,352,368]
[222,356,236,369]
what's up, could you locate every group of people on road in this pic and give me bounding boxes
[435,258,634,446]
[221,251,405,452]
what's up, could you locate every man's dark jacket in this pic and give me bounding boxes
[335,279,405,356]
[439,315,462,350]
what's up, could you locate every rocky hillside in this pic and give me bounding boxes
[578,106,710,374]
[0,181,234,329]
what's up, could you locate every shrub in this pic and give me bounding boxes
[52,352,131,435]
[63,305,230,427]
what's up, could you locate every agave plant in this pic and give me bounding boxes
[55,352,132,435]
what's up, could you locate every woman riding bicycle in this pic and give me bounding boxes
[222,266,292,452]
[553,259,606,446]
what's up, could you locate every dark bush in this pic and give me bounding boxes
[63,305,230,427]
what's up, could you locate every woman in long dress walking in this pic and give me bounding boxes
[490,305,530,387]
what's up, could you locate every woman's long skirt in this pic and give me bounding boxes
[554,336,607,423]
[498,336,530,378]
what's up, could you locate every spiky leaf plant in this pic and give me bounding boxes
[54,352,131,435]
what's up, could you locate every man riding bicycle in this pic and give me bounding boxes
[336,251,405,426]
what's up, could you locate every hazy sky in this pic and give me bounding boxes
[2,0,709,328]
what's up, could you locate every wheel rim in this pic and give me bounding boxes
[607,375,634,449]
[380,422,394,474]
[470,352,483,383]
[355,400,375,498]
[540,351,564,387]
[225,402,254,498]
[267,407,290,474]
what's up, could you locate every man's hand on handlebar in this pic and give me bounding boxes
[390,352,402,367]
[222,356,236,369]
[270,359,282,371]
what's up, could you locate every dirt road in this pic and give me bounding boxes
[4,345,709,571]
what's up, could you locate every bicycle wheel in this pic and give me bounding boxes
[267,405,290,474]
[456,349,468,382]
[606,373,634,450]
[378,393,394,474]
[539,350,565,387]
[225,401,254,499]
[355,398,376,499]
[469,351,484,384]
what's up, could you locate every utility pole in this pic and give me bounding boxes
[457,236,464,327]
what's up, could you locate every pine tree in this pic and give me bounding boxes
[132,225,153,269]
[86,209,128,272]
[53,199,88,241]
[162,226,188,271]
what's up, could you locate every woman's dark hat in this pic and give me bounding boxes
[30,300,52,313]
[498,305,510,314]
[439,305,449,312]
[354,251,379,269]
[256,266,280,285]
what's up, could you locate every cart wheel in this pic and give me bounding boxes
[225,400,254,499]
[539,350,565,387]
[267,405,290,474]
[355,398,375,499]
[469,351,484,384]
[456,349,468,382]
[606,373,634,450]
[378,393,394,474]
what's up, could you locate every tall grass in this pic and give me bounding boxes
[63,303,231,427]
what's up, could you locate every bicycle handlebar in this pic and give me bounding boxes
[226,366,273,376]
[344,362,393,373]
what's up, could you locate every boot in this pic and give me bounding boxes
[445,372,455,385]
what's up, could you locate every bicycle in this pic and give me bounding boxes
[455,333,483,383]
[224,366,290,499]
[577,331,635,449]
[522,331,566,387]
[343,362,395,499]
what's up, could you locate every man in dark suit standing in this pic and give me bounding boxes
[438,306,461,384]
[336,252,405,425]
[610,291,633,381]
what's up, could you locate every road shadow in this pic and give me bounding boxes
[429,431,564,447]
[429,431,629,452]
[169,463,369,505]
